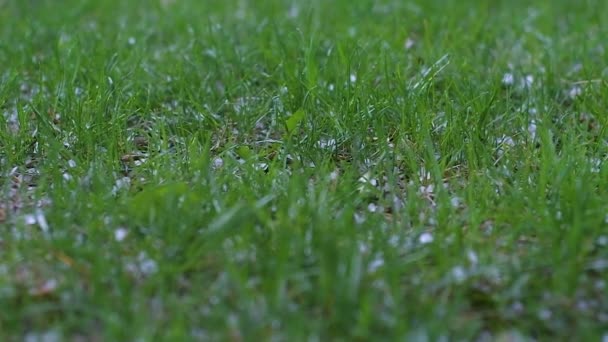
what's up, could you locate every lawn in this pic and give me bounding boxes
[1,0,607,340]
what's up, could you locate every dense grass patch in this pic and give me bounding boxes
[1,0,607,340]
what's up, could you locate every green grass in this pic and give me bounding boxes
[1,0,608,340]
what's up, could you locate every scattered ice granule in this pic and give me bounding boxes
[254,163,268,172]
[595,280,606,291]
[466,249,478,266]
[538,308,552,320]
[103,215,113,225]
[392,195,404,210]
[67,159,76,168]
[590,259,608,271]
[74,87,84,96]
[588,157,601,173]
[24,330,60,342]
[287,4,299,18]
[597,235,608,246]
[419,184,434,195]
[367,203,378,213]
[368,256,385,272]
[388,235,400,247]
[569,63,583,75]
[350,74,357,83]
[24,214,37,225]
[58,32,71,45]
[511,301,524,314]
[451,266,467,282]
[602,333,608,342]
[354,212,365,224]
[503,135,515,146]
[62,172,72,181]
[213,157,224,169]
[358,242,369,253]
[111,177,131,195]
[523,75,534,88]
[128,37,136,45]
[191,328,209,340]
[404,38,415,50]
[29,278,58,296]
[501,73,515,86]
[203,48,217,58]
[19,83,30,93]
[279,86,288,94]
[418,167,432,182]
[328,83,335,91]
[369,178,378,187]
[450,196,461,208]
[316,138,336,151]
[418,232,433,244]
[576,299,591,312]
[418,211,427,223]
[358,172,378,187]
[528,120,537,139]
[481,219,494,234]
[138,252,158,276]
[114,228,128,242]
[556,211,562,220]
[329,170,339,181]
[568,86,583,99]
[348,27,357,37]
[496,134,515,156]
